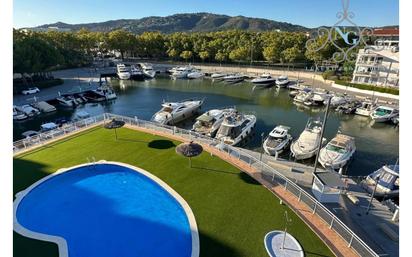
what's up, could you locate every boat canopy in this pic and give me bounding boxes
[196,114,215,123]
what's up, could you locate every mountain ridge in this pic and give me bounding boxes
[28,12,309,33]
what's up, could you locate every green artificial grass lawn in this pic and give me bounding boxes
[13,127,334,257]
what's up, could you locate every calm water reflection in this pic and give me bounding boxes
[14,75,399,176]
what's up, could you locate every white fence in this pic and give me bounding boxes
[13,113,380,257]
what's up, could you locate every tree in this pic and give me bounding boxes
[180,50,193,62]
[215,51,227,65]
[167,48,180,60]
[263,46,279,64]
[282,46,303,64]
[199,51,209,62]
[105,29,138,59]
[229,47,249,63]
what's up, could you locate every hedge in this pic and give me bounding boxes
[335,80,399,95]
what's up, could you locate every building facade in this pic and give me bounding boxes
[352,28,399,87]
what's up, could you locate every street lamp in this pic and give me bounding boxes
[366,175,380,215]
[260,132,265,161]
[281,211,292,249]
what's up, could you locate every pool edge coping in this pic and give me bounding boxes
[13,160,200,257]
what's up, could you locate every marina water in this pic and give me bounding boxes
[13,75,399,177]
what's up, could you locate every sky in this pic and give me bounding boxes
[13,0,399,28]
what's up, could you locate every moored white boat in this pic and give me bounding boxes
[215,110,256,145]
[355,100,376,117]
[211,73,228,81]
[13,106,28,120]
[251,74,277,87]
[31,101,56,113]
[293,88,313,103]
[370,106,399,123]
[15,105,41,117]
[361,164,399,199]
[187,70,205,79]
[130,65,145,80]
[263,125,293,155]
[223,74,244,83]
[56,96,75,107]
[275,76,289,87]
[139,63,156,79]
[93,85,117,100]
[318,133,356,170]
[290,118,326,160]
[192,108,235,137]
[151,98,204,125]
[116,64,131,80]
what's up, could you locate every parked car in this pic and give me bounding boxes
[21,87,40,95]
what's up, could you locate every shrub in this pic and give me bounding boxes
[335,80,399,95]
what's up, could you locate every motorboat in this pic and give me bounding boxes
[31,101,56,113]
[13,106,28,120]
[263,125,293,155]
[130,65,145,80]
[311,88,329,105]
[56,96,76,107]
[187,69,205,79]
[170,66,194,79]
[15,105,41,117]
[362,164,399,199]
[116,64,131,80]
[318,133,356,170]
[355,100,376,117]
[93,85,117,100]
[22,130,39,139]
[251,74,277,87]
[327,93,349,107]
[215,110,256,146]
[40,122,58,132]
[290,118,326,160]
[73,110,91,122]
[151,99,204,125]
[293,88,313,104]
[223,74,245,84]
[211,73,228,81]
[192,108,235,137]
[335,101,362,114]
[289,84,309,97]
[275,75,289,87]
[140,63,156,79]
[370,106,399,123]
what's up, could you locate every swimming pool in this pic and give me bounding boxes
[14,162,199,257]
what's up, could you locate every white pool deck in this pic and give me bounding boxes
[13,160,200,257]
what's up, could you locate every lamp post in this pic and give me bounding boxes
[281,211,292,249]
[260,132,265,161]
[366,175,380,215]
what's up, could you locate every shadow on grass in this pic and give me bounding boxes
[238,172,260,185]
[148,140,176,149]
[191,165,238,175]
[13,158,59,257]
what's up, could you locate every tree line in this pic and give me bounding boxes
[14,28,364,74]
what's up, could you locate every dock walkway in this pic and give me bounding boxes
[237,147,399,257]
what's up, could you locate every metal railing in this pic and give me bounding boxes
[13,113,380,257]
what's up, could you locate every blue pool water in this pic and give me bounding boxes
[16,163,193,257]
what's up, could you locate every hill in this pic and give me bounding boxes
[29,12,309,33]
